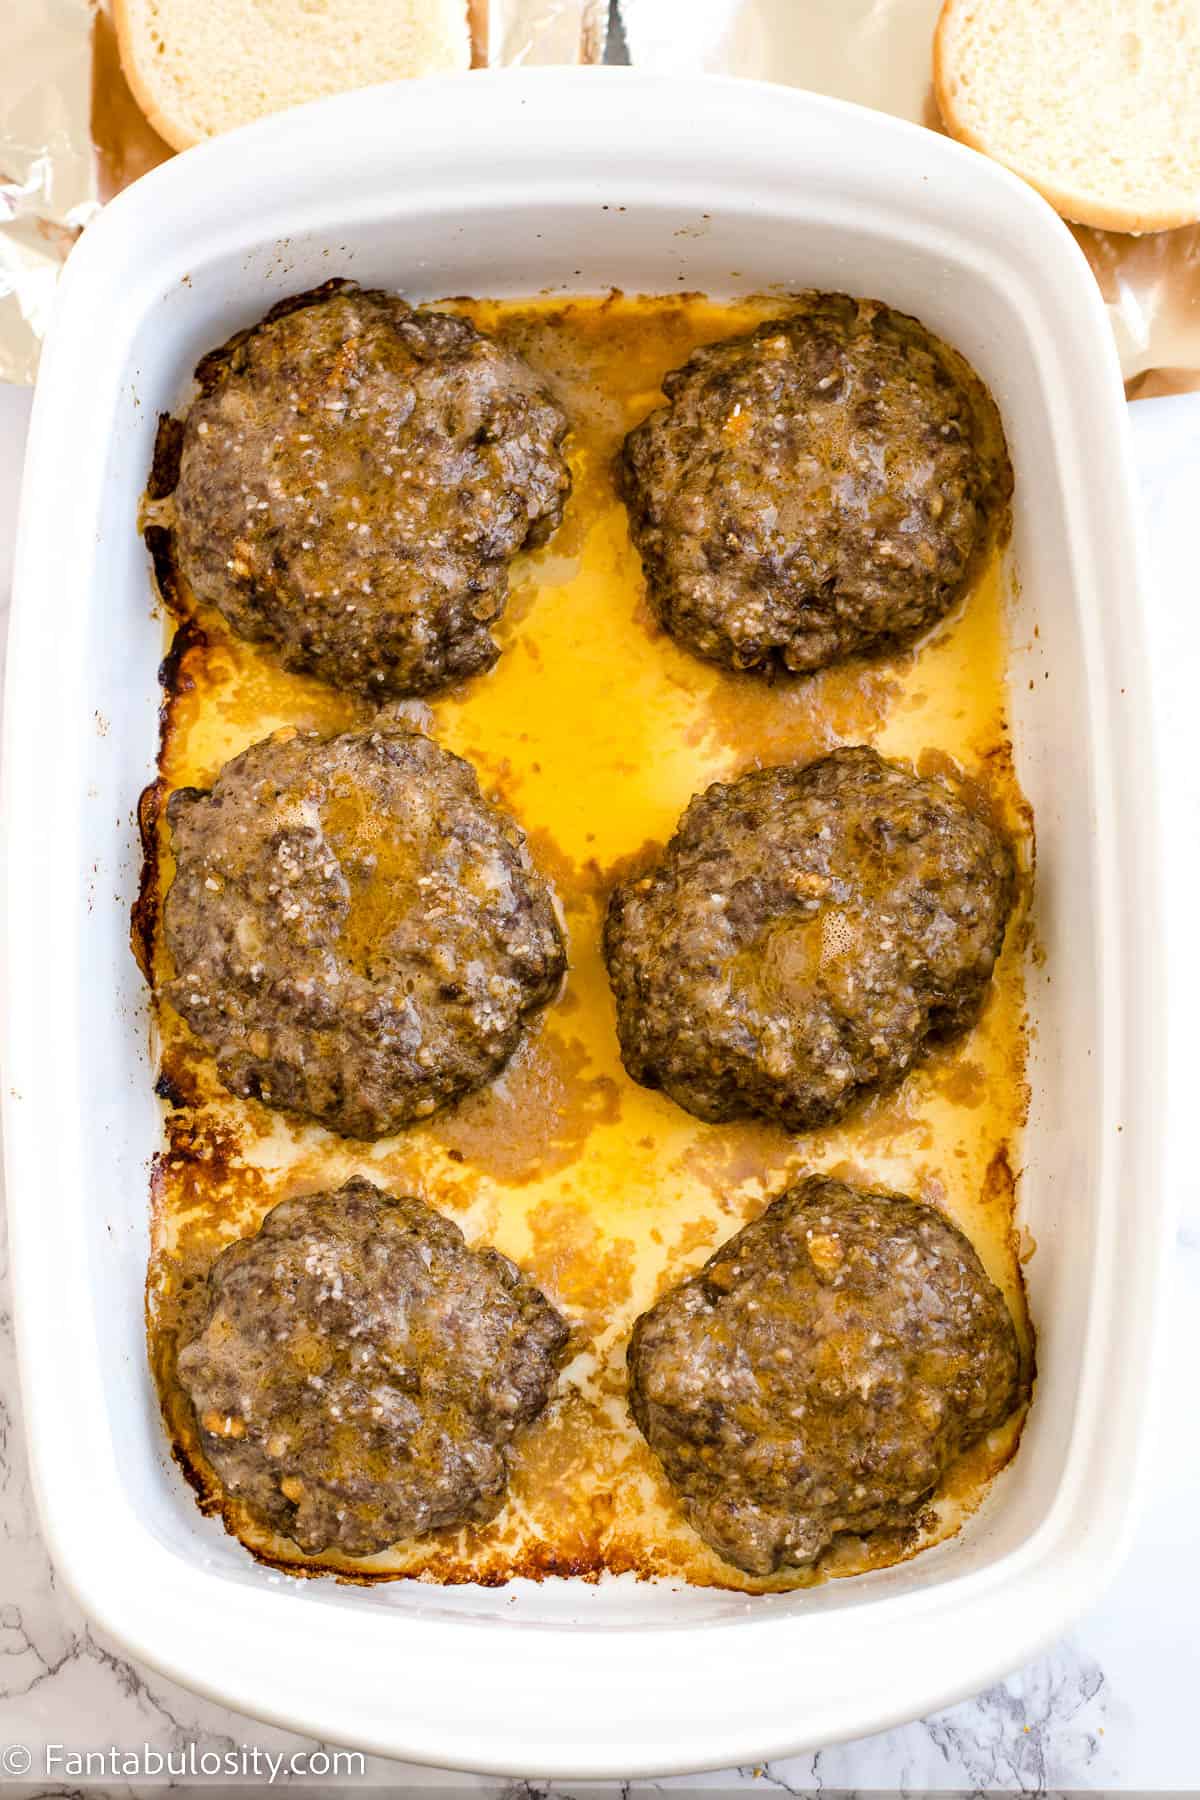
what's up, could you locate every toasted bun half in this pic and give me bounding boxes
[934,0,1200,232]
[114,0,471,154]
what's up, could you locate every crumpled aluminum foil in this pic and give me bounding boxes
[0,0,606,384]
[1,0,99,383]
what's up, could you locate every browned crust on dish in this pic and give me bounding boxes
[129,615,207,979]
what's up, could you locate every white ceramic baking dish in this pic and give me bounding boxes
[2,70,1167,1778]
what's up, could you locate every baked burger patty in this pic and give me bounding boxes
[620,293,1010,675]
[161,281,571,695]
[627,1175,1024,1574]
[177,1179,569,1556]
[603,745,1014,1131]
[163,720,566,1138]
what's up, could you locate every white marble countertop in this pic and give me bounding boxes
[0,380,1197,1793]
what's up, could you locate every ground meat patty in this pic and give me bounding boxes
[628,1175,1023,1574]
[162,720,566,1138]
[604,745,1013,1131]
[177,1178,569,1556]
[163,281,570,695]
[620,293,1011,675]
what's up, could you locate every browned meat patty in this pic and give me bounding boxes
[162,281,570,695]
[177,1178,569,1556]
[162,720,566,1139]
[627,1175,1024,1575]
[620,293,1011,675]
[603,746,1014,1131]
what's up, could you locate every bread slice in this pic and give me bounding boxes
[114,0,471,153]
[934,0,1200,232]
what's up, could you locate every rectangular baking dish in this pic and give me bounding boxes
[2,69,1166,1777]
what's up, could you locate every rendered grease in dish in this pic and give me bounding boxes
[603,745,1014,1131]
[143,292,1034,1593]
[164,281,571,695]
[627,1175,1025,1574]
[620,293,1011,675]
[177,1179,570,1556]
[163,719,566,1139]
